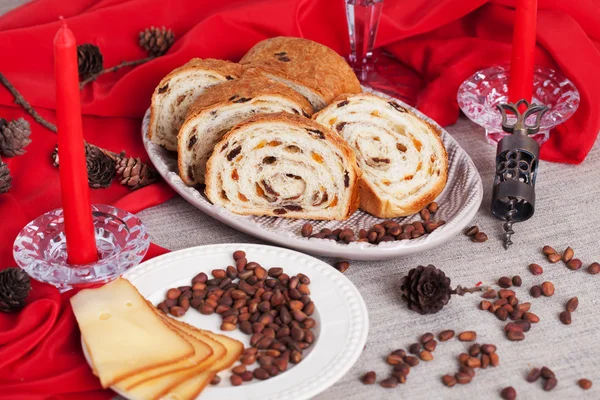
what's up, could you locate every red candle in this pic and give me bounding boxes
[54,19,98,265]
[508,0,538,104]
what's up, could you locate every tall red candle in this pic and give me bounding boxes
[508,0,537,104]
[54,20,98,265]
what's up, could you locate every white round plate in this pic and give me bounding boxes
[142,88,483,260]
[82,244,369,400]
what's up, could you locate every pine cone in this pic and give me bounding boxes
[400,265,451,315]
[86,144,116,188]
[115,154,157,190]
[0,158,11,194]
[77,44,104,81]
[0,267,31,313]
[139,26,175,57]
[51,144,116,188]
[0,118,31,157]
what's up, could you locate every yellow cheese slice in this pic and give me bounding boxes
[116,324,213,390]
[70,278,194,388]
[122,314,228,400]
[163,320,244,400]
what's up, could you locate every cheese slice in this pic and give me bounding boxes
[116,325,213,390]
[163,320,244,400]
[122,314,229,400]
[71,278,194,388]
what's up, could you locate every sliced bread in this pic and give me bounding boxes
[204,112,360,220]
[148,58,243,151]
[177,71,313,185]
[313,94,448,218]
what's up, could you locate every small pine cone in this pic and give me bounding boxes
[115,154,157,190]
[400,265,452,315]
[85,144,116,188]
[0,118,31,157]
[51,145,59,167]
[0,158,11,194]
[0,267,31,313]
[77,44,104,81]
[139,26,175,57]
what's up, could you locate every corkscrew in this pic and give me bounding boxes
[491,100,549,249]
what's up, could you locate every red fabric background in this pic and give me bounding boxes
[0,0,598,398]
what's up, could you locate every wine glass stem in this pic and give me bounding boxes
[345,0,383,81]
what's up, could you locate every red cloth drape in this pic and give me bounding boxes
[0,0,598,398]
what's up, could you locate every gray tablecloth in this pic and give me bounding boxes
[138,117,600,399]
[3,1,600,397]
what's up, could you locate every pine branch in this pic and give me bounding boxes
[0,72,57,132]
[0,71,157,191]
[79,56,155,89]
[0,71,112,159]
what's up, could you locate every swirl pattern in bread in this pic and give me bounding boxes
[205,113,360,220]
[178,72,313,185]
[240,37,361,110]
[314,94,448,218]
[148,58,243,151]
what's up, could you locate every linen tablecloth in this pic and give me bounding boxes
[137,117,600,399]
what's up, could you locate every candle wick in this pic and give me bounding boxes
[59,15,67,27]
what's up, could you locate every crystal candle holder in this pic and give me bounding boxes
[457,65,580,144]
[13,204,150,292]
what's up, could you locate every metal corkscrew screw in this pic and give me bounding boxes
[492,100,549,249]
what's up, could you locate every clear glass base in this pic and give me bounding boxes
[13,204,150,292]
[348,50,419,105]
[345,0,418,105]
[457,65,580,145]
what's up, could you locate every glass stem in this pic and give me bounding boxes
[345,0,384,81]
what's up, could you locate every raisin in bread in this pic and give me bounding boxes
[148,58,243,151]
[314,94,448,218]
[240,37,361,110]
[178,71,313,185]
[205,113,360,220]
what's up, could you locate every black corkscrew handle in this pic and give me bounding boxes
[491,100,549,249]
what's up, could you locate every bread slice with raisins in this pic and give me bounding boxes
[148,58,243,151]
[240,37,361,110]
[178,71,313,185]
[204,112,360,220]
[313,94,448,218]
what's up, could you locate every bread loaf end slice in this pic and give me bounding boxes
[148,58,243,151]
[240,37,361,111]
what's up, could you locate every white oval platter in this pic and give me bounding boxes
[142,89,483,260]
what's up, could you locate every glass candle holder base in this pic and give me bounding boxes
[13,204,150,292]
[457,65,579,145]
